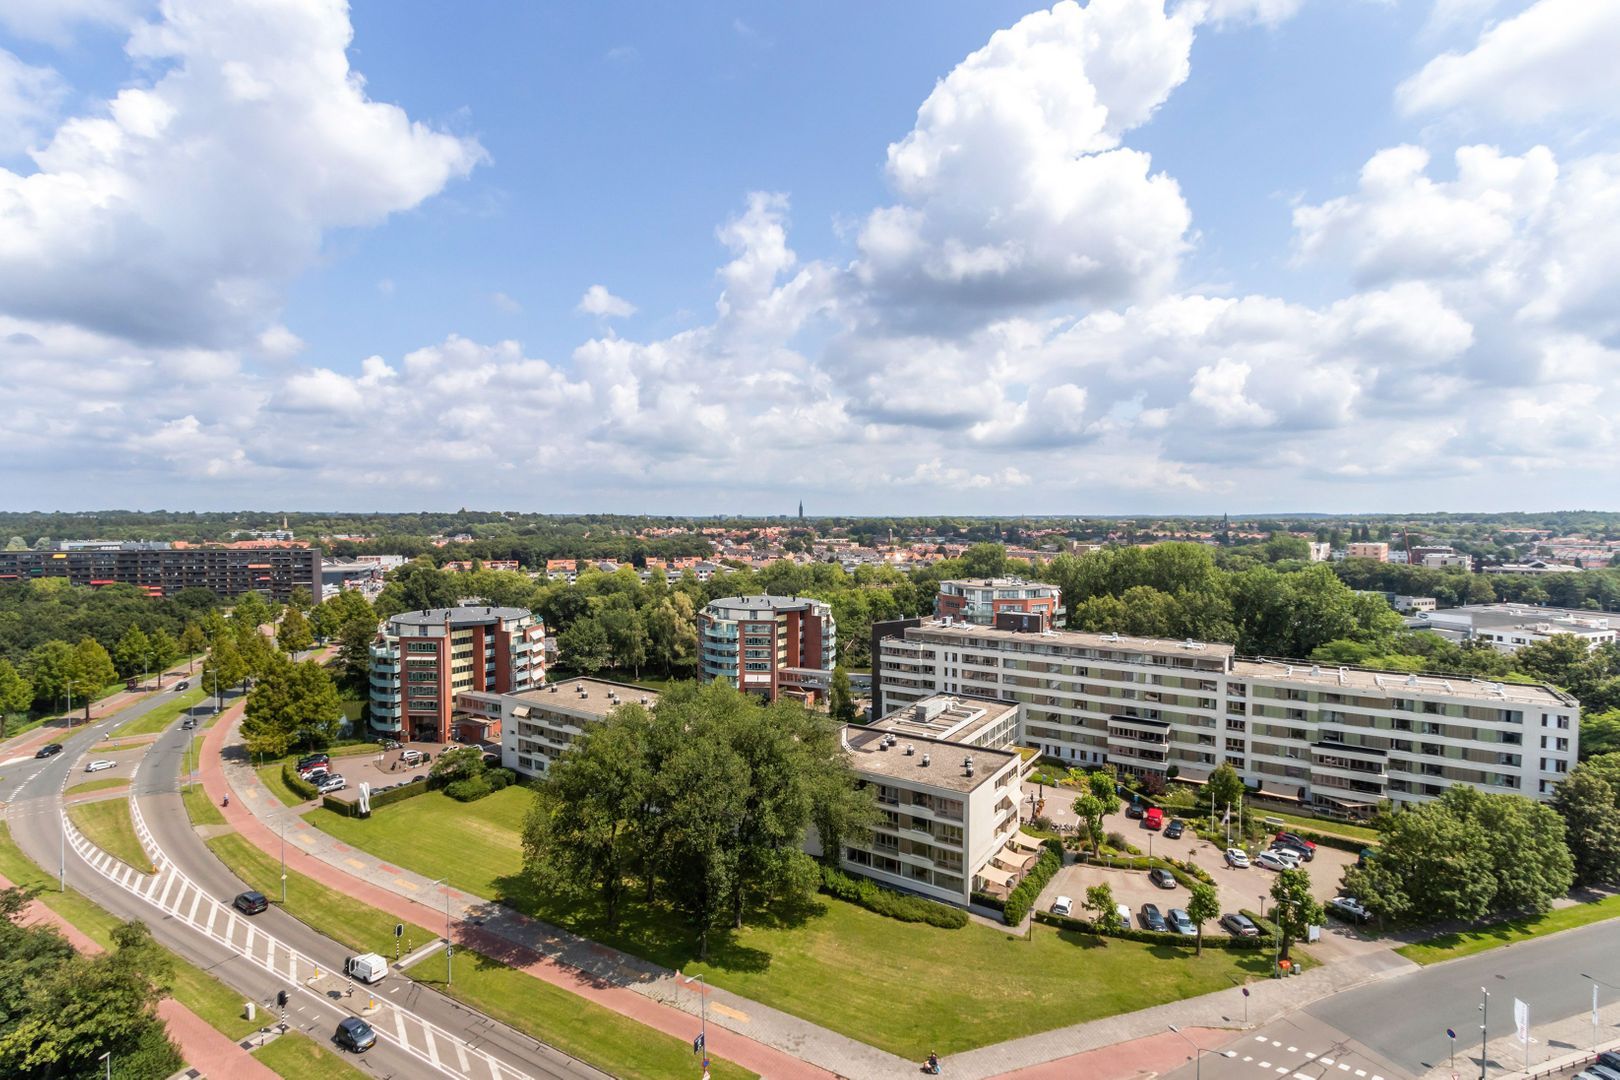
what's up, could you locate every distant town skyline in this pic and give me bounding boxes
[2,0,1614,514]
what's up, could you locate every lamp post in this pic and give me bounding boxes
[1581,973,1615,1052]
[685,972,708,1069]
[1480,987,1489,1080]
[1168,1024,1235,1080]
[99,1050,110,1079]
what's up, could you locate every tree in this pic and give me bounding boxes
[0,660,32,740]
[1551,768,1620,886]
[276,606,314,658]
[1268,868,1324,960]
[961,543,1008,579]
[230,590,273,632]
[1206,763,1244,819]
[599,605,648,676]
[147,628,181,686]
[1186,881,1221,956]
[201,633,248,702]
[1072,794,1107,854]
[287,586,313,613]
[114,625,152,680]
[242,658,342,757]
[1580,709,1620,760]
[1088,770,1119,813]
[828,665,856,724]
[1085,882,1121,933]
[560,615,611,676]
[23,640,75,711]
[69,638,117,719]
[178,623,207,671]
[1440,784,1573,914]
[428,746,485,788]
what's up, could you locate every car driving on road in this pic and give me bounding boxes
[174,681,189,691]
[334,1017,376,1053]
[35,743,63,759]
[233,890,268,915]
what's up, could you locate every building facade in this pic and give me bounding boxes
[1415,604,1617,653]
[0,544,320,602]
[369,606,546,742]
[697,595,837,703]
[934,578,1062,629]
[1346,542,1390,562]
[499,678,657,778]
[877,620,1579,813]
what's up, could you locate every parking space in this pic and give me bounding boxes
[315,741,490,805]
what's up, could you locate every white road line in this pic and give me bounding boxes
[1321,1058,1336,1066]
[1295,1073,1314,1080]
[392,1007,408,1047]
[1259,1062,1272,1070]
[1287,1046,1298,1053]
[425,1028,443,1069]
[1338,1064,1351,1072]
[1243,1056,1254,1063]
[1356,1070,1366,1076]
[453,1034,471,1074]
[187,887,202,922]
[1305,1052,1318,1060]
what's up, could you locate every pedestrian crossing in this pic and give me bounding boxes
[1237,1033,1391,1080]
[63,800,534,1080]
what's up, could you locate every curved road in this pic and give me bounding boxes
[7,687,607,1080]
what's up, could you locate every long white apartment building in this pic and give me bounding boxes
[498,678,658,778]
[811,694,1033,905]
[877,620,1580,814]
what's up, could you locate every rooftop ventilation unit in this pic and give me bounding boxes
[904,743,915,756]
[549,685,558,693]
[921,753,931,767]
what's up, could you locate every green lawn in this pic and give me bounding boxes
[310,787,1277,1057]
[181,783,227,826]
[1396,893,1620,964]
[1259,809,1380,844]
[114,686,210,737]
[65,777,131,797]
[257,763,313,807]
[0,823,258,1040]
[253,1031,369,1080]
[66,798,155,873]
[202,829,757,1080]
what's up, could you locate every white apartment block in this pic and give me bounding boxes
[812,695,1031,905]
[877,621,1580,814]
[499,678,659,778]
[1415,604,1617,653]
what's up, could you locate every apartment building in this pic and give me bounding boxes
[0,543,320,602]
[877,620,1579,813]
[499,678,657,778]
[1346,542,1390,562]
[698,595,837,703]
[934,578,1062,630]
[369,606,546,742]
[1415,604,1617,653]
[1308,543,1332,562]
[813,694,1030,905]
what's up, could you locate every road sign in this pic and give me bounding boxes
[395,923,404,938]
[1242,988,1250,997]
[1447,1029,1456,1039]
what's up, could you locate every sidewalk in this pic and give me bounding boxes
[0,868,277,1080]
[199,704,845,1080]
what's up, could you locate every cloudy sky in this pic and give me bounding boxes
[1,0,1614,515]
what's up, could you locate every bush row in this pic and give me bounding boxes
[443,767,518,803]
[321,778,429,818]
[819,866,968,929]
[1073,852,1215,889]
[281,762,319,801]
[970,891,1006,912]
[1033,910,1275,950]
[1239,908,1283,940]
[1286,828,1369,855]
[1002,839,1064,926]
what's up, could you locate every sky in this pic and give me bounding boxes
[0,0,1616,516]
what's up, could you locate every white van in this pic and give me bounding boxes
[345,953,388,984]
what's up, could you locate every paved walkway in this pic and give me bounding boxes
[0,868,277,1080]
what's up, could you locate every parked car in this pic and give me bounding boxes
[378,739,401,750]
[35,743,63,759]
[334,1017,376,1053]
[1598,1052,1620,1074]
[303,770,329,787]
[1583,1064,1620,1080]
[233,890,269,915]
[1125,802,1145,820]
[1255,850,1291,871]
[84,759,116,773]
[1275,831,1317,852]
[1051,895,1074,917]
[1114,903,1133,930]
[317,775,347,794]
[1167,908,1197,936]
[345,953,388,984]
[1143,807,1164,830]
[174,680,189,691]
[1139,903,1167,932]
[1221,913,1259,938]
[1271,837,1315,862]
[296,753,329,770]
[1225,847,1250,869]
[1148,867,1177,890]
[1326,896,1372,923]
[1266,846,1302,868]
[1164,819,1185,839]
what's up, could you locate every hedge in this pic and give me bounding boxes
[1284,828,1368,855]
[819,866,968,929]
[1075,852,1215,889]
[320,778,428,818]
[1033,909,1274,950]
[445,776,494,802]
[970,891,1006,912]
[281,762,319,801]
[1239,908,1282,940]
[1002,839,1064,926]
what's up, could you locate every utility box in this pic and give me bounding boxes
[244,1001,256,1021]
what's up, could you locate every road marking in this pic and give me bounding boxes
[397,879,419,892]
[1355,1070,1366,1076]
[1243,1056,1253,1063]
[1321,1058,1335,1066]
[187,887,202,922]
[453,1035,470,1074]
[1259,1063,1271,1070]
[345,857,365,870]
[711,1002,749,1023]
[1295,1073,1314,1080]
[1305,1053,1317,1060]
[1338,1064,1351,1072]
[1287,1046,1298,1053]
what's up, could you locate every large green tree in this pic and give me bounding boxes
[242,657,343,757]
[0,660,32,739]
[200,633,248,701]
[114,625,152,680]
[1206,762,1244,817]
[1186,881,1221,956]
[69,637,117,719]
[147,628,181,686]
[559,615,611,676]
[23,640,74,711]
[828,665,856,724]
[1552,767,1620,886]
[1268,868,1324,960]
[275,605,314,657]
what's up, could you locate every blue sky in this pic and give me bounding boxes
[1,0,1615,515]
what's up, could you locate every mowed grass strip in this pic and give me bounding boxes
[257,763,313,807]
[311,786,1276,1057]
[1396,893,1620,964]
[202,829,758,1080]
[181,783,227,826]
[1259,809,1380,844]
[114,686,210,737]
[0,822,257,1040]
[67,797,155,874]
[66,777,131,797]
[252,1030,369,1080]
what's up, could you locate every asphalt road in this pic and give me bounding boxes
[5,688,607,1080]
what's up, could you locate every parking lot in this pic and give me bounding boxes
[315,741,496,805]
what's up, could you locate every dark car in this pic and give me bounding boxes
[1272,838,1315,862]
[334,1017,376,1053]
[34,743,63,759]
[180,717,197,730]
[1148,867,1177,890]
[1139,903,1168,932]
[1597,1052,1620,1074]
[174,681,189,691]
[1275,831,1317,852]
[233,890,269,915]
[1125,802,1145,820]
[296,753,329,773]
[1164,819,1185,839]
[1221,913,1259,938]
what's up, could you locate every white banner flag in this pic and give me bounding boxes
[1514,998,1529,1044]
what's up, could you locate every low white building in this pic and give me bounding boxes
[1415,604,1617,654]
[498,678,659,778]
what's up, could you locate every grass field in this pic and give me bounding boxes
[1397,893,1620,964]
[0,823,258,1040]
[65,777,131,797]
[202,829,758,1079]
[114,686,209,737]
[311,787,1277,1056]
[257,763,313,806]
[67,798,155,873]
[253,1031,369,1080]
[1260,810,1380,844]
[181,783,228,825]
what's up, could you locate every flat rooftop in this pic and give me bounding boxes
[506,678,658,720]
[705,595,827,616]
[1419,605,1614,632]
[841,725,1017,792]
[901,620,1236,660]
[388,605,532,629]
[1232,659,1574,707]
[873,694,1018,744]
[938,577,1058,591]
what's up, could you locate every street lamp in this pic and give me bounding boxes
[98,1050,110,1079]
[1581,973,1615,1052]
[685,973,709,1069]
[1168,1025,1235,1080]
[1479,987,1489,1080]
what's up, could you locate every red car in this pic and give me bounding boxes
[1144,807,1164,830]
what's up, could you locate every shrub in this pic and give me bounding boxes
[429,746,485,790]
[1105,830,1128,850]
[321,778,428,817]
[819,866,968,928]
[281,762,319,801]
[444,776,494,802]
[1003,839,1064,926]
[970,891,1006,912]
[1240,908,1282,940]
[1033,910,1273,950]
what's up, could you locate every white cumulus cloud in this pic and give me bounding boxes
[576,284,636,318]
